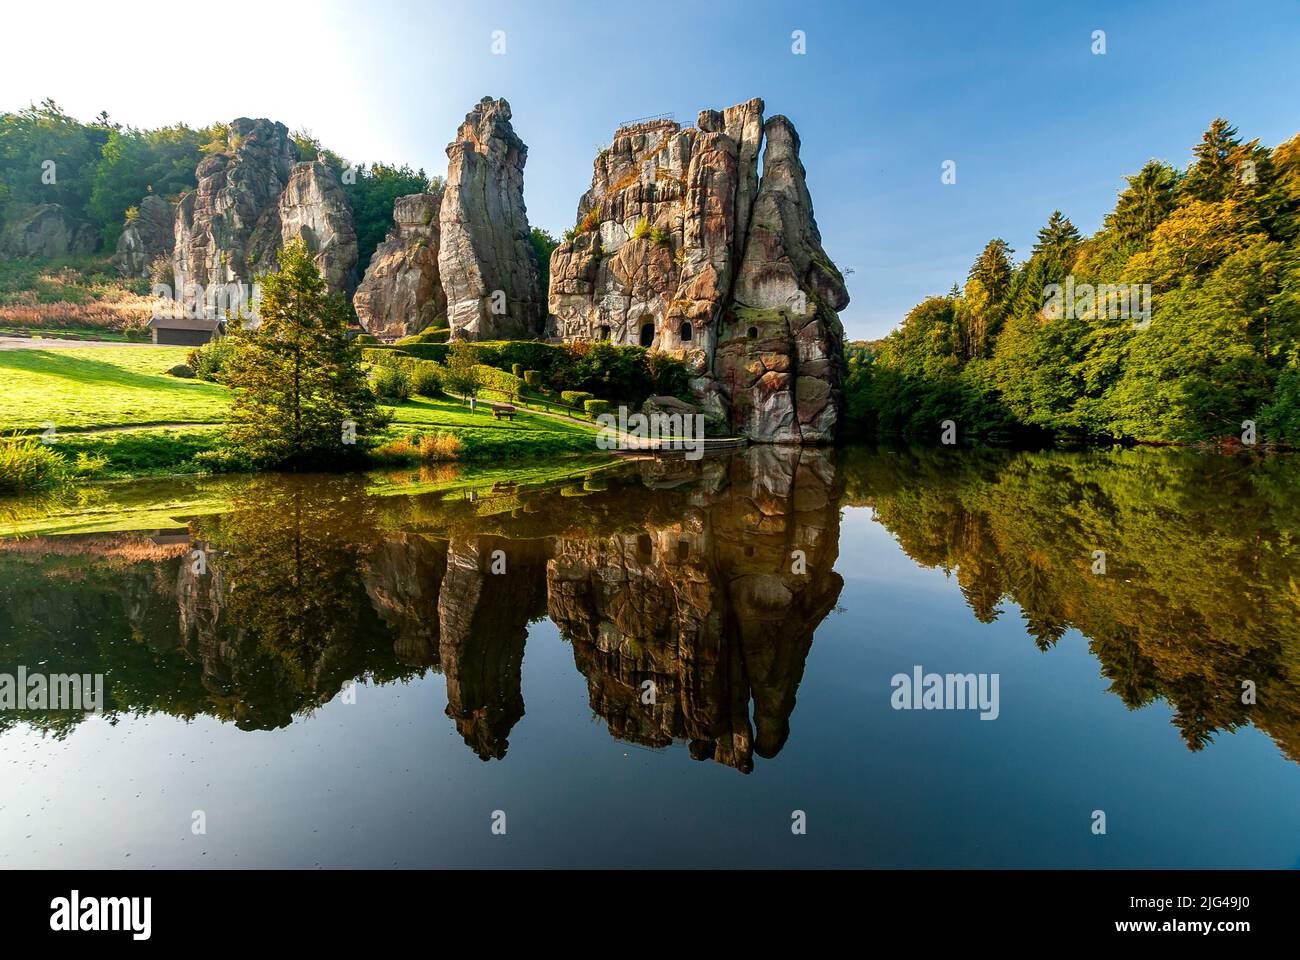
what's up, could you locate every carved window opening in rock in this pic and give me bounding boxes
[636,533,653,560]
[677,540,690,561]
[747,326,758,340]
[639,322,655,347]
[597,325,611,341]
[679,321,693,343]
[744,545,755,557]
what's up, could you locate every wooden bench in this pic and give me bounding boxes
[491,404,516,421]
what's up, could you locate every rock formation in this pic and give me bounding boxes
[113,194,174,278]
[717,116,849,442]
[173,118,298,294]
[172,119,357,300]
[0,203,97,258]
[251,160,358,292]
[353,191,445,339]
[547,99,848,443]
[437,97,544,340]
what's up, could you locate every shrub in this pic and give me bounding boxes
[186,336,237,382]
[576,204,602,235]
[632,218,651,241]
[524,369,543,388]
[584,399,612,417]
[0,433,68,492]
[512,363,523,378]
[374,431,463,463]
[418,432,462,461]
[373,364,412,400]
[562,390,595,406]
[412,364,443,398]
[167,363,196,378]
[650,226,671,247]
[353,332,380,344]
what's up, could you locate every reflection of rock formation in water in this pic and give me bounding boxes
[438,537,550,760]
[361,533,447,666]
[548,447,843,772]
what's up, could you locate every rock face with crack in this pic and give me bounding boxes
[353,191,445,339]
[253,160,358,293]
[437,97,544,340]
[547,99,848,442]
[113,195,175,278]
[717,116,849,443]
[172,120,356,298]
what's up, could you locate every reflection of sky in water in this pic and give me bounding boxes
[2,449,1300,868]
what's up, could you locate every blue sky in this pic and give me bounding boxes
[4,0,1299,339]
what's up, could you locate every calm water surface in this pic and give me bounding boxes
[2,446,1298,868]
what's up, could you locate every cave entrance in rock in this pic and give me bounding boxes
[747,326,758,339]
[679,321,692,343]
[597,325,611,341]
[639,322,655,347]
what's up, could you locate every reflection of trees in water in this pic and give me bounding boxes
[846,446,1300,761]
[183,474,417,729]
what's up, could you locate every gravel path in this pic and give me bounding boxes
[0,336,151,350]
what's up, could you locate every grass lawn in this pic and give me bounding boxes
[0,345,607,478]
[387,395,595,436]
[0,346,229,430]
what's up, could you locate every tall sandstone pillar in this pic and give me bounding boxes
[437,97,544,340]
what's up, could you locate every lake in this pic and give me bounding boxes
[2,445,1298,868]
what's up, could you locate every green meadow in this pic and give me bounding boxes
[0,345,605,480]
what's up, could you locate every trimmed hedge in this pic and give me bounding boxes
[561,390,595,406]
[393,343,451,363]
[397,327,450,345]
[583,399,612,417]
[374,340,691,408]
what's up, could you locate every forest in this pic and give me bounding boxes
[845,119,1300,446]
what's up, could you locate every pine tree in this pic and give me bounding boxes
[961,238,1015,358]
[222,239,387,468]
[1182,118,1243,202]
[1031,211,1082,260]
[1107,160,1179,244]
